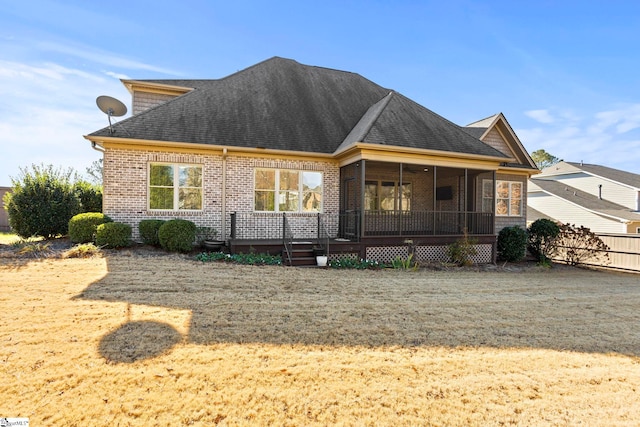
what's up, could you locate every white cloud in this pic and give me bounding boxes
[0,60,130,184]
[518,104,640,174]
[104,70,131,80]
[524,109,555,124]
[36,40,182,76]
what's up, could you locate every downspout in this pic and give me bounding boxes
[221,148,228,241]
[91,141,106,214]
[91,141,105,153]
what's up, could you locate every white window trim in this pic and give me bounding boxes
[254,168,323,213]
[496,180,523,217]
[148,162,203,211]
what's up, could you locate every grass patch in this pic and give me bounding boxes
[2,253,640,425]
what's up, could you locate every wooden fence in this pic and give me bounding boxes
[554,233,640,273]
[596,233,640,273]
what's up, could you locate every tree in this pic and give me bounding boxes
[86,159,103,185]
[531,149,562,170]
[5,164,82,238]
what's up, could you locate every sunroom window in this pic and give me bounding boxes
[149,163,202,210]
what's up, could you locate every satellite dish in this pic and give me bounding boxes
[96,95,127,134]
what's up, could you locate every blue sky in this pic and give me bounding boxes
[2,0,640,186]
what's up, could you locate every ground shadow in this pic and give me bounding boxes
[98,320,182,363]
[75,254,640,361]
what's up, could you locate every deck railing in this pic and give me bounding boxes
[230,210,493,241]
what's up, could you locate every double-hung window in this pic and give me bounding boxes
[254,168,323,212]
[483,179,522,216]
[365,180,412,211]
[149,163,202,210]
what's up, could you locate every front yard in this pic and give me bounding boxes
[1,249,639,425]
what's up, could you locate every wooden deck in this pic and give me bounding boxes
[228,235,497,266]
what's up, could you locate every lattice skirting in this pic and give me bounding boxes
[415,244,493,264]
[365,246,410,264]
[328,253,359,262]
[332,244,493,265]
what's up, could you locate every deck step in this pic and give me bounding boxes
[288,247,320,266]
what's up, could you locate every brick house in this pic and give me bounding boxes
[85,57,538,264]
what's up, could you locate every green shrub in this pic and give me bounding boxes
[68,212,112,243]
[497,225,528,262]
[196,252,282,265]
[5,164,81,238]
[95,222,132,248]
[74,181,102,213]
[329,257,383,269]
[138,219,166,246]
[158,219,197,253]
[527,219,560,262]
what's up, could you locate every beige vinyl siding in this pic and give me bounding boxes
[528,191,627,233]
[548,173,639,210]
[132,91,179,115]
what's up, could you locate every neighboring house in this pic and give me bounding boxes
[85,57,538,264]
[0,186,10,232]
[529,161,640,234]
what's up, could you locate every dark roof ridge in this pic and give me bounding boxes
[393,94,509,158]
[338,91,395,150]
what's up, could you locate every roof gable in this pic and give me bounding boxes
[466,113,537,169]
[359,93,507,158]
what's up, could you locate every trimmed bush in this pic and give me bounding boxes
[68,212,112,243]
[158,219,197,253]
[497,225,528,262]
[139,219,166,246]
[527,218,560,262]
[95,222,132,248]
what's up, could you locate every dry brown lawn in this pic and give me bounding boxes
[1,248,640,426]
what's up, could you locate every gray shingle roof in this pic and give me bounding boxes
[567,162,640,189]
[530,178,640,221]
[90,57,510,159]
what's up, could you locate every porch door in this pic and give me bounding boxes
[341,178,358,238]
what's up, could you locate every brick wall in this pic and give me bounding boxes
[103,148,339,241]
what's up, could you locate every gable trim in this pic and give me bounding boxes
[122,80,194,96]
